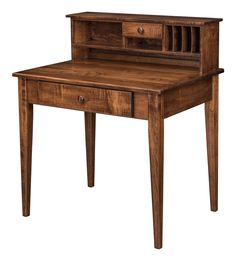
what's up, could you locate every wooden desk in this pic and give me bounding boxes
[13,12,224,249]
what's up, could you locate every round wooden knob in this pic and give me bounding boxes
[137,27,144,34]
[78,96,85,104]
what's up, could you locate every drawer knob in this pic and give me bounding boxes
[137,27,144,34]
[78,96,85,104]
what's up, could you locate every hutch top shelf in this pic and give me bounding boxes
[66,12,222,25]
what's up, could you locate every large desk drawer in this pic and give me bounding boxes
[27,80,133,117]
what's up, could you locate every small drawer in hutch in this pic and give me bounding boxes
[123,22,162,39]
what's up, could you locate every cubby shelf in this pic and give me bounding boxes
[73,42,200,58]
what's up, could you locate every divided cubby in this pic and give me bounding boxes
[173,26,182,51]
[191,27,200,53]
[182,27,191,52]
[165,25,200,53]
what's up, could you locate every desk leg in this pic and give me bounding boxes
[205,75,218,211]
[148,93,164,249]
[18,78,33,216]
[85,112,96,187]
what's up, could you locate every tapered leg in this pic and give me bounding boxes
[205,75,218,211]
[148,93,164,249]
[85,112,96,187]
[18,78,33,217]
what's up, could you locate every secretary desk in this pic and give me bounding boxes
[13,12,224,249]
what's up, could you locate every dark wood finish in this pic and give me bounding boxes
[66,12,222,25]
[27,80,133,117]
[13,60,223,94]
[90,49,200,68]
[148,93,164,249]
[200,23,219,74]
[71,20,90,60]
[90,21,122,47]
[123,22,162,38]
[205,75,218,211]
[191,27,200,53]
[18,78,33,217]
[13,12,224,249]
[164,78,212,118]
[85,112,96,187]
[172,26,181,51]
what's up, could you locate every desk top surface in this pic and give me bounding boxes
[13,60,223,93]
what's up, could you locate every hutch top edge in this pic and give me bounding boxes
[66,12,223,25]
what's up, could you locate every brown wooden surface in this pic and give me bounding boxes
[148,93,164,249]
[66,12,222,25]
[164,78,212,118]
[205,75,218,211]
[18,78,33,216]
[123,22,162,38]
[76,43,200,59]
[14,12,224,249]
[90,21,122,47]
[12,60,223,94]
[71,20,90,59]
[85,112,96,187]
[27,80,133,117]
[90,49,200,68]
[200,23,219,74]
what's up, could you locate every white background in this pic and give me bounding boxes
[0,1,234,257]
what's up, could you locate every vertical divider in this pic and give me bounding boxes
[122,22,127,48]
[164,25,173,51]
[162,25,166,52]
[191,27,196,53]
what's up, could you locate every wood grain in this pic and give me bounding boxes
[13,60,222,94]
[66,12,222,26]
[71,20,90,60]
[123,22,162,38]
[27,80,133,117]
[205,75,218,211]
[85,112,96,187]
[200,23,219,74]
[89,49,200,68]
[18,78,33,216]
[164,78,212,118]
[90,21,122,47]
[13,12,224,249]
[148,93,164,249]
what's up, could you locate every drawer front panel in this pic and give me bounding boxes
[27,80,133,117]
[123,22,162,38]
